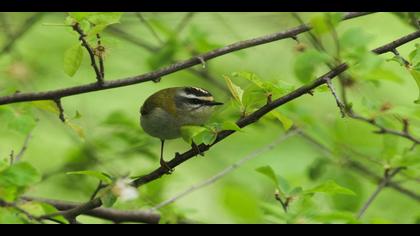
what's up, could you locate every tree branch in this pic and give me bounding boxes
[0,12,374,106]
[0,13,45,55]
[72,23,104,84]
[23,197,161,224]
[357,167,405,219]
[132,30,420,187]
[297,130,420,202]
[149,131,297,211]
[13,132,32,163]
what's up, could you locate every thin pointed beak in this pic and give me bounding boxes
[207,101,224,106]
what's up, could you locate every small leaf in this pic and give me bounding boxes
[221,121,241,131]
[193,129,217,145]
[256,165,279,187]
[305,180,356,196]
[66,122,85,139]
[408,43,420,66]
[0,162,41,187]
[180,125,207,145]
[68,12,96,22]
[100,188,118,207]
[294,49,331,83]
[310,12,343,36]
[31,101,59,114]
[86,12,123,25]
[269,110,293,131]
[223,75,244,105]
[409,68,420,104]
[66,170,112,184]
[64,44,84,77]
[386,55,407,67]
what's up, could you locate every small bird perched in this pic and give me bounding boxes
[140,87,223,172]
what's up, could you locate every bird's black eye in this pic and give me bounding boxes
[187,98,206,105]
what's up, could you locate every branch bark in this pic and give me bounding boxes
[0,12,373,106]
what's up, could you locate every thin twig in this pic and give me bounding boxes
[90,181,105,200]
[174,12,195,36]
[72,23,103,84]
[297,130,420,202]
[135,12,163,45]
[0,13,386,106]
[149,131,297,212]
[14,132,32,162]
[54,99,65,122]
[96,34,105,79]
[0,13,45,55]
[357,167,405,219]
[325,77,346,117]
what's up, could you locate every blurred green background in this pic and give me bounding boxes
[0,12,419,224]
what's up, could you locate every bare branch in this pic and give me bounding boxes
[72,23,103,84]
[324,77,346,117]
[0,13,45,55]
[0,12,378,106]
[23,197,163,224]
[54,98,65,122]
[357,167,405,219]
[14,132,32,163]
[135,12,163,45]
[298,130,420,202]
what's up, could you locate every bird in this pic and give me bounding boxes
[140,87,223,173]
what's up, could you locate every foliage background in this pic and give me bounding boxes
[0,12,419,223]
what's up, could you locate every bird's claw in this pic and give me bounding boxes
[160,159,174,174]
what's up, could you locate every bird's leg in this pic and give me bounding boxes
[160,139,173,174]
[191,141,204,157]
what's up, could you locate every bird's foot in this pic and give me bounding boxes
[191,142,205,157]
[160,159,174,174]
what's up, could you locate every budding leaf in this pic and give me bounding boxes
[64,44,84,77]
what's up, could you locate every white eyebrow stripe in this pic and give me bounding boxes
[179,91,214,101]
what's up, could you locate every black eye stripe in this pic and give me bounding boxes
[187,98,208,105]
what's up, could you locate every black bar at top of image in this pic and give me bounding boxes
[0,0,417,12]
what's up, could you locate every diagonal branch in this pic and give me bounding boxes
[357,167,405,219]
[131,30,420,187]
[72,23,104,84]
[0,12,375,106]
[0,13,45,55]
[23,197,162,224]
[149,131,297,211]
[297,130,420,202]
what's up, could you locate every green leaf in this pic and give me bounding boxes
[66,170,112,184]
[0,106,37,134]
[221,121,241,131]
[386,55,407,67]
[147,39,178,70]
[294,49,331,83]
[0,162,41,187]
[307,158,329,181]
[223,75,244,105]
[86,12,123,26]
[66,122,85,139]
[409,68,420,104]
[310,12,343,35]
[305,180,356,196]
[220,185,262,222]
[0,208,26,224]
[64,44,84,77]
[256,166,279,187]
[100,188,118,207]
[180,125,207,145]
[193,129,218,145]
[269,110,293,131]
[409,43,420,66]
[68,12,96,22]
[31,101,59,114]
